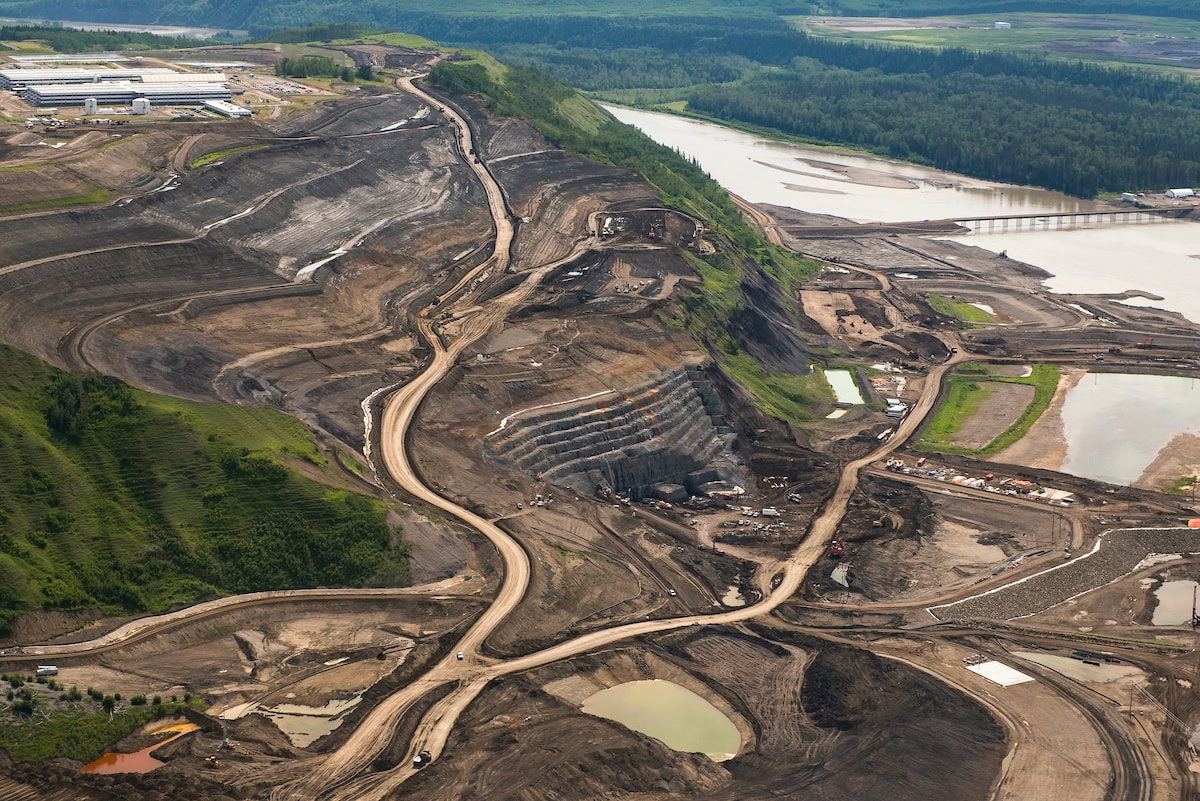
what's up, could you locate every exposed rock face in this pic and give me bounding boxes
[485,366,742,498]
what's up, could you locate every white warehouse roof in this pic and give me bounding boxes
[0,67,177,89]
[203,99,251,118]
[141,72,227,83]
[24,81,232,107]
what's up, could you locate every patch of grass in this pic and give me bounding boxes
[187,144,268,169]
[917,363,1060,455]
[0,187,111,214]
[414,507,448,527]
[1165,476,1198,496]
[0,697,203,763]
[0,161,58,173]
[927,293,995,324]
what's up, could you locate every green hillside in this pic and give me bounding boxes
[0,345,408,638]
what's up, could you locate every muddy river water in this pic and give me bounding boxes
[605,106,1200,323]
[581,679,741,760]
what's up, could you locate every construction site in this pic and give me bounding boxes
[0,33,1199,801]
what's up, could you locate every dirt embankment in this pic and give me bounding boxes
[1135,432,1200,493]
[991,367,1085,470]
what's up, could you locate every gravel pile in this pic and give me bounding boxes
[931,528,1200,620]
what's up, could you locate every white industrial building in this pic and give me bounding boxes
[10,53,130,63]
[0,67,178,89]
[203,99,251,118]
[1165,188,1196,199]
[23,81,232,107]
[140,72,227,84]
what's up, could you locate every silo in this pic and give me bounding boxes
[132,97,151,115]
[83,97,98,116]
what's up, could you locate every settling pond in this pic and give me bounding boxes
[1153,580,1200,626]
[581,679,741,761]
[1060,373,1200,486]
[824,369,864,405]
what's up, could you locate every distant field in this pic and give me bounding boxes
[799,13,1200,69]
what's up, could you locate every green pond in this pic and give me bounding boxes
[581,679,741,761]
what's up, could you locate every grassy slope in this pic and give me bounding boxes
[0,345,409,636]
[427,59,829,422]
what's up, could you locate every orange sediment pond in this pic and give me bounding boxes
[81,722,199,775]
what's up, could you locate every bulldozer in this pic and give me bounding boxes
[204,756,222,769]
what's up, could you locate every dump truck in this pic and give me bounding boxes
[412,750,433,769]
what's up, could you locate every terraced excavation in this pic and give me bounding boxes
[485,366,740,499]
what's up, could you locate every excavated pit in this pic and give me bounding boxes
[485,366,742,500]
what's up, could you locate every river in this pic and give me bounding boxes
[605,105,1200,323]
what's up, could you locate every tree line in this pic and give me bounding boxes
[275,55,373,81]
[0,23,201,51]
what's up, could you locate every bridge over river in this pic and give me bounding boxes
[779,206,1194,238]
[954,206,1193,233]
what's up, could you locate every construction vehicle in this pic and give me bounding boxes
[204,756,222,769]
[829,537,845,558]
[412,750,433,769]
[1135,336,1155,349]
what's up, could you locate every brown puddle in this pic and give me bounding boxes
[81,722,199,775]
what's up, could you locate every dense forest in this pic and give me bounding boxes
[0,345,409,637]
[0,23,199,51]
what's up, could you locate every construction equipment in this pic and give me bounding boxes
[204,756,222,769]
[829,537,845,558]
[412,749,433,769]
[1135,336,1155,349]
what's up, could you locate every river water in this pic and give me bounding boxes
[605,105,1200,323]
